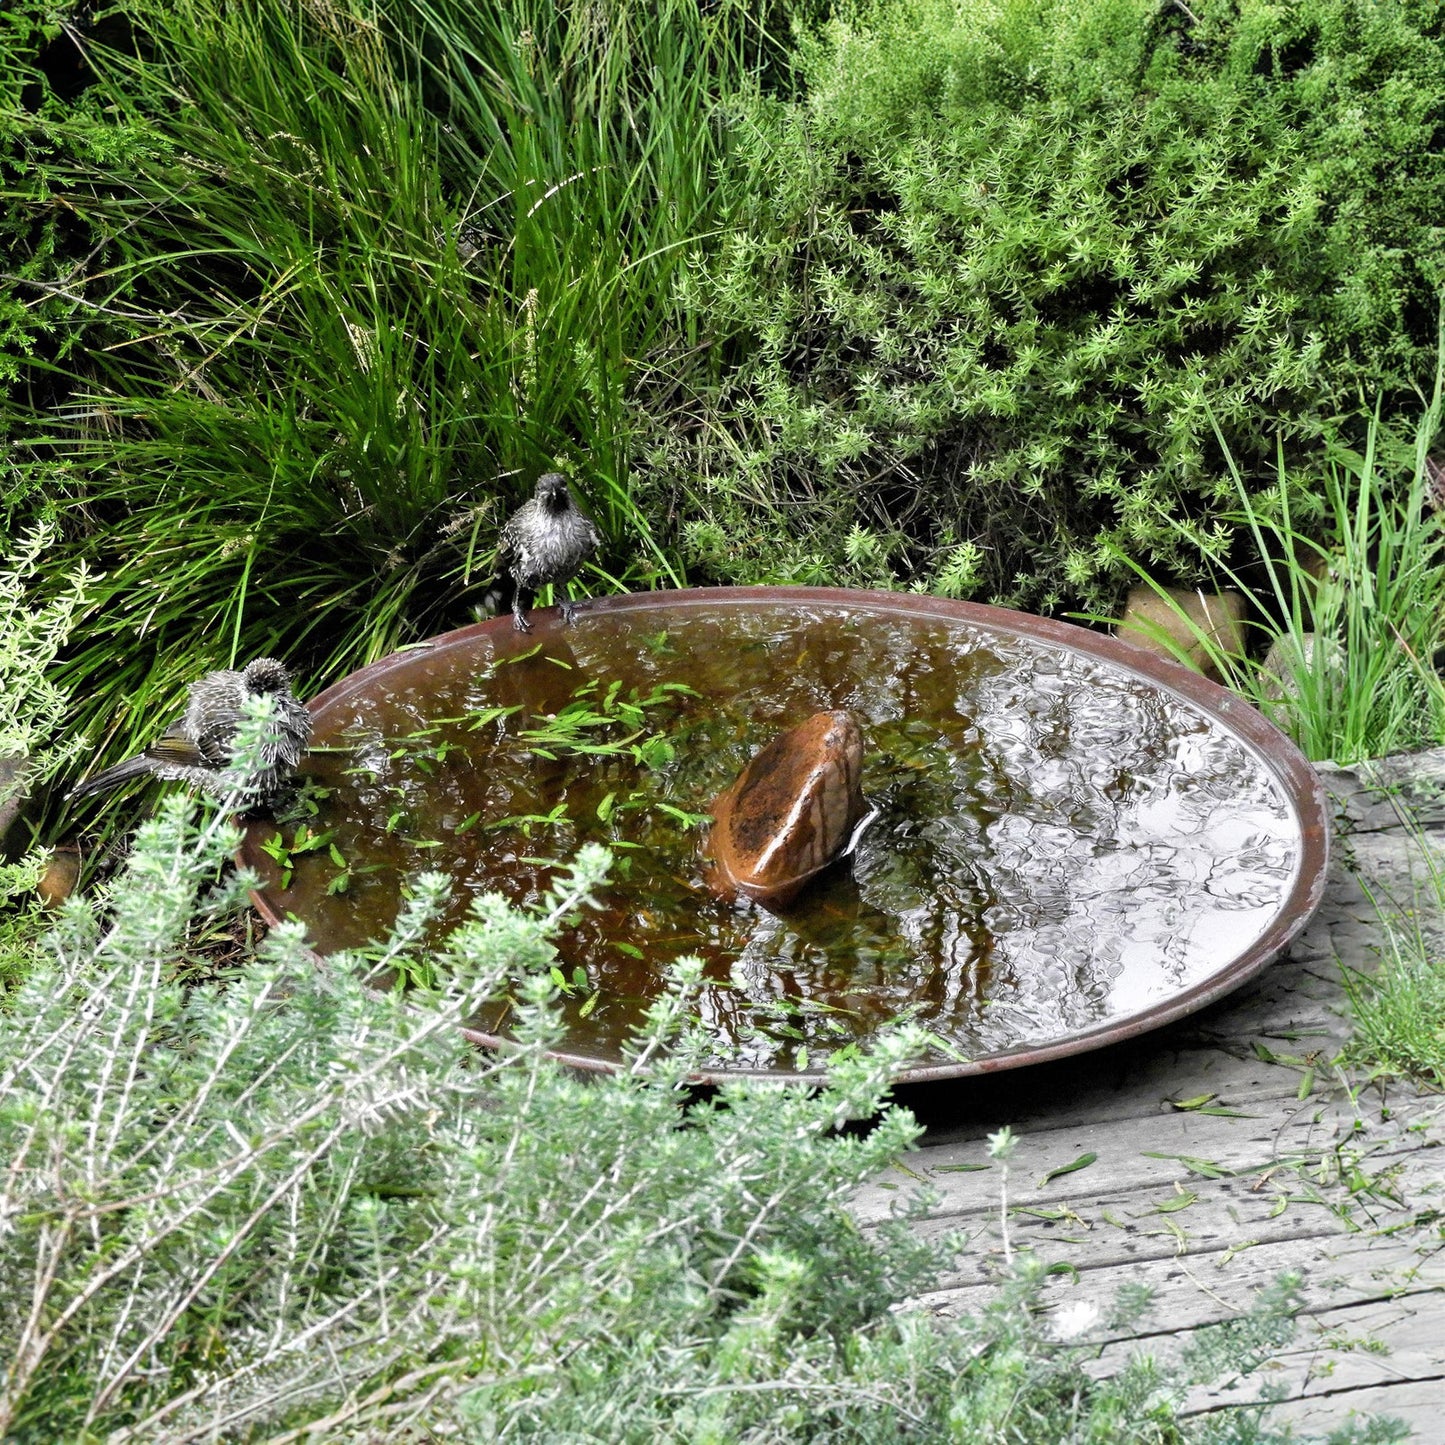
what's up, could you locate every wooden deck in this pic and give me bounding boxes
[859,751,1445,1439]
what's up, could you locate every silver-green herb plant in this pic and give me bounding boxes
[0,519,87,788]
[0,520,87,982]
[0,730,1390,1441]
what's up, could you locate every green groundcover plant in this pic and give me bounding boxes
[637,0,1445,610]
[1345,885,1445,1091]
[0,758,1403,1443]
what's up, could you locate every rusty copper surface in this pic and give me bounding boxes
[242,586,1331,1085]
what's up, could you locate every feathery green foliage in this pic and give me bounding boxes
[0,521,86,767]
[638,0,1445,610]
[0,522,87,987]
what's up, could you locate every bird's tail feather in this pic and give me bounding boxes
[68,755,154,801]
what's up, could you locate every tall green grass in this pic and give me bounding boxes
[1109,371,1445,765]
[1345,896,1445,1089]
[3,0,772,825]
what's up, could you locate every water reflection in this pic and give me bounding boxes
[258,602,1301,1073]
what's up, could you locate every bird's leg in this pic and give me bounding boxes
[559,584,579,626]
[511,588,534,633]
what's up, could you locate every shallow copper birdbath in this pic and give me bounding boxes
[241,587,1330,1084]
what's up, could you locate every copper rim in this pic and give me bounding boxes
[245,586,1331,1084]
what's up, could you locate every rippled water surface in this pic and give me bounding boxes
[252,601,1302,1074]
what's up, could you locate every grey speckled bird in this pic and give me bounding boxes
[69,657,312,806]
[496,472,602,631]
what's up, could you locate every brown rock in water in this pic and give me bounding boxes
[1116,586,1246,682]
[706,711,866,909]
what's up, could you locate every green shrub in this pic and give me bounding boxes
[637,0,1445,611]
[0,784,1384,1442]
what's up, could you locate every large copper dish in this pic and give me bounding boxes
[242,587,1329,1083]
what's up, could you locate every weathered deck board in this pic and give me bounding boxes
[1172,1289,1445,1403]
[869,1163,1433,1281]
[918,1234,1445,1339]
[1263,1379,1444,1437]
[871,753,1445,1439]
[856,1092,1433,1228]
[1083,1292,1445,1432]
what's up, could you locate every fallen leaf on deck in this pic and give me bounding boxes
[1153,1189,1200,1214]
[1142,1152,1232,1179]
[1169,1093,1216,1111]
[1218,1238,1260,1266]
[1038,1152,1098,1187]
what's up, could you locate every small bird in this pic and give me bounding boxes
[494,472,602,632]
[69,657,312,806]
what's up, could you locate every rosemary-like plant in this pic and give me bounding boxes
[0,756,1367,1442]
